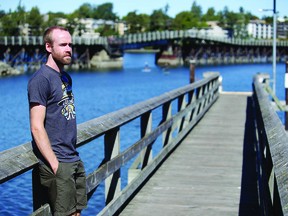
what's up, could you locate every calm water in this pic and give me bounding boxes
[0,52,286,215]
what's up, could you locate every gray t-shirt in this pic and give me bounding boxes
[28,65,80,164]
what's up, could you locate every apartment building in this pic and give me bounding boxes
[247,20,273,39]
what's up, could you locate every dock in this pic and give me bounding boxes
[119,92,250,215]
[2,73,288,215]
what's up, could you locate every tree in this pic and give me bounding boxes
[27,7,43,36]
[0,5,27,36]
[95,24,118,36]
[123,11,150,33]
[202,7,219,21]
[149,9,170,31]
[0,10,5,19]
[0,13,19,35]
[172,11,197,29]
[263,16,273,24]
[92,3,118,21]
[191,1,202,20]
[72,3,93,18]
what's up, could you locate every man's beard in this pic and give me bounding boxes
[54,55,72,66]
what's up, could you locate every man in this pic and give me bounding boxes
[28,26,87,216]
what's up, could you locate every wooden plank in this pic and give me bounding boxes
[119,93,249,216]
[0,142,38,183]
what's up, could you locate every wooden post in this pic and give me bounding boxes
[104,128,121,204]
[285,61,288,130]
[189,59,195,83]
[140,111,153,168]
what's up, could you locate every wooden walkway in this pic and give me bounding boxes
[120,92,251,216]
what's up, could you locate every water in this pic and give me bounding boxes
[0,52,286,215]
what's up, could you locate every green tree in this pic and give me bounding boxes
[0,10,5,19]
[66,14,78,35]
[172,11,197,29]
[27,7,43,35]
[172,10,208,30]
[0,13,19,35]
[263,16,273,24]
[202,7,219,21]
[124,13,150,33]
[149,9,170,31]
[72,3,93,18]
[95,24,117,36]
[0,5,27,36]
[191,1,202,20]
[92,3,118,21]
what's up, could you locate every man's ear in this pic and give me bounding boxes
[45,43,52,53]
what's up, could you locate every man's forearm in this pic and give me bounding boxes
[32,127,59,174]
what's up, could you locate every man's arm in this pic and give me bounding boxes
[30,103,59,174]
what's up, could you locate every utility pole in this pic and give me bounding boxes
[272,0,277,94]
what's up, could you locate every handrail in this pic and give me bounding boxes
[0,72,221,215]
[252,74,288,215]
[1,30,288,47]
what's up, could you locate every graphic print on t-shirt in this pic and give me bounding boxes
[57,81,76,121]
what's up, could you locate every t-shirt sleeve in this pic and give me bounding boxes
[28,75,50,107]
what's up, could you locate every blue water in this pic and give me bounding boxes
[0,52,286,215]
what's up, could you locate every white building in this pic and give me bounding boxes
[247,20,272,39]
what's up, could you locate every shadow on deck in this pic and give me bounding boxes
[239,96,260,215]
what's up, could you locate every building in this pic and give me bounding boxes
[247,20,273,39]
[277,18,288,39]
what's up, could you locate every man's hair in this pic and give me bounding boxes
[43,26,69,45]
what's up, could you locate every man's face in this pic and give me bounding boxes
[48,29,72,65]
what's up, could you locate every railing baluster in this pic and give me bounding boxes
[140,111,153,168]
[177,94,186,132]
[162,101,172,147]
[104,128,121,204]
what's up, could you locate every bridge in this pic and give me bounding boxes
[1,30,288,70]
[1,70,288,215]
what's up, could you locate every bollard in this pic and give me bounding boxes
[285,61,288,130]
[189,59,195,83]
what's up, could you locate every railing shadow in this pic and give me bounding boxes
[238,96,260,215]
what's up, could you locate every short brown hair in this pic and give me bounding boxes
[43,26,69,45]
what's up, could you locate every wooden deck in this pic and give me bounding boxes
[119,92,251,216]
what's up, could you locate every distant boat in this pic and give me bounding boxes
[162,67,170,75]
[142,63,151,72]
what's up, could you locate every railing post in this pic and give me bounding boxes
[285,61,288,130]
[104,128,121,204]
[177,95,187,133]
[189,59,195,84]
[162,101,172,147]
[128,111,153,184]
[140,111,153,167]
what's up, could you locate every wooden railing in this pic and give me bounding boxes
[0,72,221,215]
[252,74,288,215]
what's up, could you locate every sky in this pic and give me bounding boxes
[0,0,287,18]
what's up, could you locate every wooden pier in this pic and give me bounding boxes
[2,73,288,215]
[119,92,250,216]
